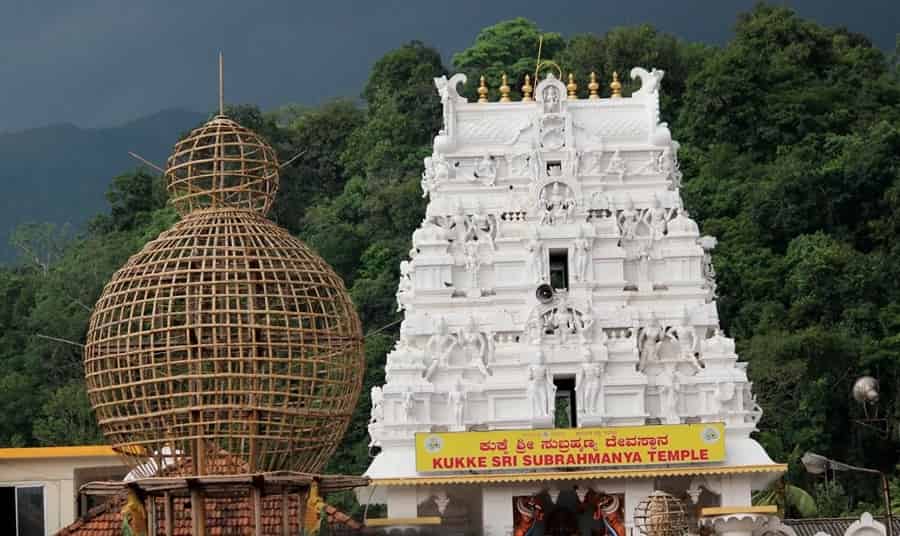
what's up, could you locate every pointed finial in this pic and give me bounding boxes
[521,74,534,102]
[478,75,489,103]
[499,73,511,102]
[218,51,224,116]
[567,73,578,100]
[610,71,622,98]
[588,72,600,99]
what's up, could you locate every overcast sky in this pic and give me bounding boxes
[1,0,896,133]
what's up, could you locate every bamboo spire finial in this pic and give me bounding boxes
[218,52,224,116]
[521,74,534,102]
[567,73,578,100]
[478,75,489,103]
[610,71,622,98]
[499,73,511,102]
[589,72,600,99]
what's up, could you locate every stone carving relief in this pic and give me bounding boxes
[605,150,628,182]
[446,380,467,430]
[538,182,577,225]
[473,153,497,186]
[572,227,593,283]
[524,228,546,284]
[396,259,413,312]
[527,349,556,418]
[369,386,384,424]
[460,315,492,377]
[576,346,605,416]
[424,317,459,381]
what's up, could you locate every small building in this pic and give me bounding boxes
[0,446,126,535]
[360,69,785,535]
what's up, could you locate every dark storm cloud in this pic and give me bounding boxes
[1,0,896,132]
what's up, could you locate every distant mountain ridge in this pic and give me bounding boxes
[0,108,207,262]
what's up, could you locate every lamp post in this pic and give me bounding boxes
[802,452,893,536]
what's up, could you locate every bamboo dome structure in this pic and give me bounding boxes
[83,108,365,478]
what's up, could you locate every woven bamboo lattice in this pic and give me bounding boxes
[166,115,279,215]
[84,115,364,478]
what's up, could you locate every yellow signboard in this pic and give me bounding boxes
[415,423,725,473]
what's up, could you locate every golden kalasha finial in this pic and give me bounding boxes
[478,75,489,103]
[521,74,534,102]
[610,71,622,98]
[567,73,578,99]
[588,72,600,99]
[499,73,511,102]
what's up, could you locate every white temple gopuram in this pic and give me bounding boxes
[361,69,787,536]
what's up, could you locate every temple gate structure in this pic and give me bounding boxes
[360,69,786,535]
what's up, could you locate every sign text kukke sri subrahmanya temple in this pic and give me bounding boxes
[415,423,725,473]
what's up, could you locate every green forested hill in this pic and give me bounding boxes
[2,4,899,517]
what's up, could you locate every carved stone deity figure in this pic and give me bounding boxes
[639,314,664,370]
[424,317,459,381]
[463,238,481,289]
[669,309,701,370]
[711,379,736,416]
[658,146,682,188]
[647,196,668,241]
[619,197,640,241]
[578,305,595,344]
[576,347,604,416]
[527,350,556,418]
[474,153,497,185]
[667,209,700,236]
[590,186,612,216]
[605,149,627,182]
[401,388,415,423]
[526,315,544,345]
[552,297,577,344]
[657,369,681,423]
[573,227,592,282]
[539,182,567,225]
[369,386,384,424]
[460,315,490,377]
[509,152,531,177]
[635,244,653,291]
[450,202,470,246]
[524,228,545,283]
[470,202,496,250]
[396,259,413,312]
[447,380,467,429]
[543,85,561,114]
[421,157,436,198]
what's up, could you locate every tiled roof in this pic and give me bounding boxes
[56,493,361,536]
[783,517,899,536]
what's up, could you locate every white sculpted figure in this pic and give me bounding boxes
[469,202,496,250]
[526,315,544,345]
[421,157,436,198]
[447,380,467,429]
[396,260,413,312]
[369,386,384,424]
[576,347,604,415]
[524,228,545,283]
[543,85,561,114]
[670,309,701,370]
[464,238,481,289]
[450,202,470,246]
[474,153,497,185]
[619,197,640,241]
[647,196,668,241]
[509,152,531,177]
[527,350,556,418]
[460,315,490,377]
[578,306,595,344]
[639,314,664,370]
[573,227,592,282]
[605,150,627,182]
[401,387,415,423]
[424,318,458,381]
[658,146,682,188]
[636,245,653,291]
[658,369,681,422]
[552,297,577,344]
[412,217,449,248]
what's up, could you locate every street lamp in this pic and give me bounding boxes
[802,452,893,536]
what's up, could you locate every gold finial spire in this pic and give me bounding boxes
[610,71,622,98]
[478,75,489,103]
[499,73,511,102]
[588,72,600,99]
[218,51,224,116]
[567,73,578,99]
[521,74,534,102]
